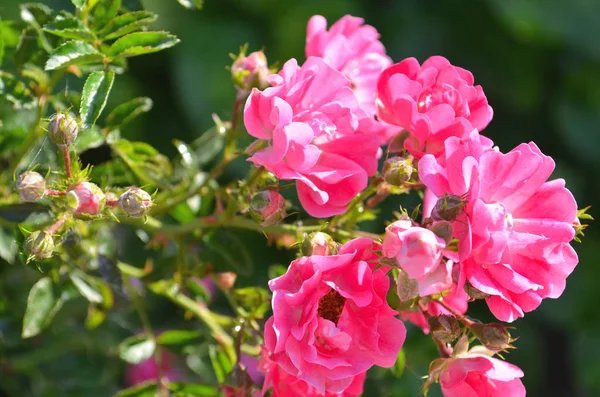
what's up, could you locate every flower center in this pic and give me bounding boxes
[417,84,469,118]
[317,289,346,326]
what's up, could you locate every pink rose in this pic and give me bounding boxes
[382,220,452,296]
[419,129,579,321]
[440,354,525,397]
[306,15,397,143]
[259,346,365,397]
[244,57,381,217]
[124,349,181,386]
[264,238,405,394]
[376,56,493,158]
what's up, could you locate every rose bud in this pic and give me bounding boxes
[66,182,105,215]
[249,190,286,227]
[119,187,153,217]
[301,232,338,256]
[431,194,467,222]
[48,113,78,148]
[231,50,269,91]
[217,272,237,290]
[24,230,54,262]
[16,171,46,202]
[382,156,413,186]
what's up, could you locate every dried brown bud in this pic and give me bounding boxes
[431,194,467,222]
[472,322,515,352]
[428,315,461,344]
[430,220,453,244]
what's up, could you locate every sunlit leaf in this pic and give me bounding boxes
[22,277,56,338]
[108,31,179,58]
[45,40,104,70]
[80,70,115,127]
[100,11,158,40]
[105,96,153,130]
[118,334,156,364]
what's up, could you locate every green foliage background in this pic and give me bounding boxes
[1,0,599,396]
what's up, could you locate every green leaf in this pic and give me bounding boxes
[19,3,52,52]
[232,287,271,319]
[22,277,56,338]
[157,330,203,346]
[20,3,53,27]
[200,230,254,277]
[14,27,39,67]
[105,96,153,130]
[176,0,204,10]
[113,382,158,397]
[70,272,103,303]
[390,349,406,378]
[100,11,158,41]
[112,139,172,186]
[73,125,106,153]
[118,334,156,364]
[93,0,122,29]
[43,16,96,41]
[71,0,86,9]
[168,383,219,397]
[69,271,114,309]
[108,31,179,58]
[190,125,226,166]
[45,40,104,70]
[208,345,233,384]
[0,228,18,263]
[80,70,115,127]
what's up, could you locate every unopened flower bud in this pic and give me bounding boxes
[24,230,54,261]
[464,281,490,300]
[431,194,467,222]
[217,272,237,290]
[66,182,105,215]
[250,190,286,227]
[382,156,413,186]
[119,187,153,217]
[48,113,78,148]
[472,323,514,352]
[428,315,461,344]
[301,232,338,256]
[16,171,46,202]
[231,50,269,91]
[430,221,453,244]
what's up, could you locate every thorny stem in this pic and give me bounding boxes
[419,301,453,358]
[435,298,476,328]
[148,280,237,362]
[62,148,72,179]
[122,275,169,396]
[45,189,65,196]
[46,213,68,234]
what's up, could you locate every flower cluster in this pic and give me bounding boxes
[247,13,582,397]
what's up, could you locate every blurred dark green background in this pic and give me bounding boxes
[1,0,599,396]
